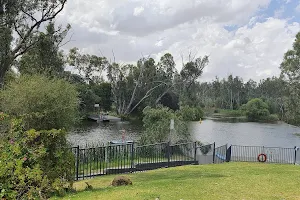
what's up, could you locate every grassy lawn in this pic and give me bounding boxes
[52,162,300,200]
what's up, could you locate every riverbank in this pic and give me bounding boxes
[51,162,300,200]
[203,108,279,123]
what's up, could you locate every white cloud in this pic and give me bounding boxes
[56,0,299,82]
[133,6,145,16]
[155,40,164,47]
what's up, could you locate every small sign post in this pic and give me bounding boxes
[169,119,174,143]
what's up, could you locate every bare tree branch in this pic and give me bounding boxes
[13,21,23,39]
[124,53,152,114]
[128,82,165,114]
[112,49,116,63]
[58,32,74,48]
[20,8,38,23]
[12,0,67,57]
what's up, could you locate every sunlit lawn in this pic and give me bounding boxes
[52,162,300,200]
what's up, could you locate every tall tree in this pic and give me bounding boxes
[280,32,300,125]
[68,48,107,83]
[18,22,70,77]
[179,56,209,106]
[0,0,67,85]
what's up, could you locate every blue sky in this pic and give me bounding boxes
[225,0,300,31]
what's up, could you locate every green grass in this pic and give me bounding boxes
[52,162,300,200]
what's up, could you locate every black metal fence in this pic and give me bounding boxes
[71,141,220,180]
[69,142,299,181]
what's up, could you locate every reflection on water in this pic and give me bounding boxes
[68,120,142,146]
[68,119,300,148]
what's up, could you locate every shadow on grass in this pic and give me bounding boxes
[132,170,227,183]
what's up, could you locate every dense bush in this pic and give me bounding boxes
[260,114,279,122]
[0,117,74,199]
[178,106,204,121]
[244,98,274,122]
[0,75,79,130]
[141,106,189,144]
[219,109,245,117]
[0,112,9,137]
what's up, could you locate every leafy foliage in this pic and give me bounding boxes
[178,106,204,121]
[0,75,79,130]
[0,117,74,200]
[141,106,189,144]
[244,98,270,121]
[0,0,68,85]
[68,48,107,83]
[280,32,300,125]
[0,112,9,137]
[92,82,112,112]
[17,22,70,77]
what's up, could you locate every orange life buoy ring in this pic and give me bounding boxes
[257,153,267,162]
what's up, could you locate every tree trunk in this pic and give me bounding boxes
[230,90,233,110]
[0,60,10,87]
[0,71,4,88]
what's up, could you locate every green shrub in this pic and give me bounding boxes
[0,112,9,137]
[195,107,204,120]
[244,98,270,122]
[0,75,79,130]
[178,106,204,121]
[219,109,245,117]
[141,106,189,144]
[260,114,279,122]
[0,117,74,199]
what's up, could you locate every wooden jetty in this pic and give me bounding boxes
[88,114,121,122]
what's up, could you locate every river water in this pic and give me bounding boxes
[68,119,300,148]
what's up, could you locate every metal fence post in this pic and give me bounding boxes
[226,146,232,162]
[76,145,79,181]
[131,142,135,172]
[194,141,197,164]
[212,142,216,164]
[294,146,297,165]
[167,141,170,167]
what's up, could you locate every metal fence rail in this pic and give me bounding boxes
[69,142,299,181]
[214,144,228,164]
[230,145,296,164]
[71,141,214,180]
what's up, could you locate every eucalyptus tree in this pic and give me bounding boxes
[17,22,70,77]
[0,0,68,86]
[179,56,209,106]
[280,32,300,125]
[68,47,107,83]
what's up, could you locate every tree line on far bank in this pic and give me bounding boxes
[2,26,300,125]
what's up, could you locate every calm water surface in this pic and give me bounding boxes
[68,119,300,148]
[68,121,142,146]
[189,120,300,147]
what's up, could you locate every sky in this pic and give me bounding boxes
[57,0,300,82]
